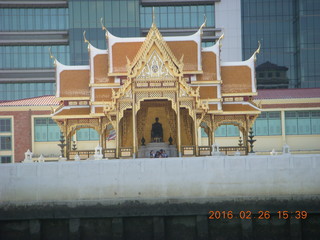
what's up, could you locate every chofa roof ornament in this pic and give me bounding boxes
[252,40,261,62]
[48,47,56,66]
[199,14,207,36]
[218,33,224,48]
[83,30,90,50]
[100,17,108,39]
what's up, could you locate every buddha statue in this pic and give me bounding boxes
[151,117,163,142]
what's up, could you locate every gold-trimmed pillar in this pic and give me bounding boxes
[194,114,199,156]
[66,133,71,160]
[116,102,120,158]
[177,100,181,157]
[132,100,137,158]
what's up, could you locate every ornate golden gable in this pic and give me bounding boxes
[126,23,184,78]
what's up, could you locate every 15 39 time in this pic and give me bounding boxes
[278,211,308,219]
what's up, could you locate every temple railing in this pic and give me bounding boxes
[181,146,248,157]
[120,147,133,158]
[198,146,211,156]
[69,150,94,160]
[104,149,116,159]
[181,146,196,157]
[219,146,247,156]
[198,146,247,156]
[69,149,116,160]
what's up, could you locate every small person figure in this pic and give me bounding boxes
[162,150,168,158]
[150,150,155,158]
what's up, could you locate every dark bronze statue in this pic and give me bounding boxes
[151,117,163,142]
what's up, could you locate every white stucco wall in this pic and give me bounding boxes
[0,155,319,204]
[215,0,242,61]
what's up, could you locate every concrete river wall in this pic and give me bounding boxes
[1,154,320,239]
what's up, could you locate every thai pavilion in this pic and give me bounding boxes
[50,18,261,159]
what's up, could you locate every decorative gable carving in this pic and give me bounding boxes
[127,23,183,78]
[137,50,174,80]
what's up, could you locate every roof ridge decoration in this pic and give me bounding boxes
[199,14,207,36]
[100,18,108,39]
[251,40,261,62]
[48,47,56,66]
[83,30,91,51]
[127,21,183,78]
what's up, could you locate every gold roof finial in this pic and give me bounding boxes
[199,14,207,35]
[255,40,261,54]
[253,40,261,61]
[218,33,224,48]
[83,30,89,44]
[218,33,224,42]
[100,17,109,39]
[83,31,90,50]
[48,47,56,66]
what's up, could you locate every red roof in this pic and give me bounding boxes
[255,88,320,100]
[262,103,320,109]
[0,95,59,107]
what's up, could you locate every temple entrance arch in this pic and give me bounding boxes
[136,99,177,146]
[117,97,198,158]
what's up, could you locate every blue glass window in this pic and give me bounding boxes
[0,136,12,150]
[215,125,240,137]
[0,156,12,163]
[0,45,70,69]
[0,119,11,132]
[34,118,60,142]
[285,111,320,135]
[0,83,55,101]
[253,111,281,136]
[140,5,215,29]
[201,128,208,137]
[77,128,99,141]
[0,8,68,31]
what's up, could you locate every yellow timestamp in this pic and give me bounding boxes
[208,210,308,220]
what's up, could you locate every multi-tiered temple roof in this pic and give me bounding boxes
[51,19,261,158]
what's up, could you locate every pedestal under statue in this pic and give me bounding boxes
[151,117,163,142]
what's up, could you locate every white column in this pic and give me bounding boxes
[198,127,202,146]
[281,110,286,144]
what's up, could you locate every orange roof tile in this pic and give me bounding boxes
[221,66,252,94]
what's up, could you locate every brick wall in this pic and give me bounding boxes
[0,110,51,162]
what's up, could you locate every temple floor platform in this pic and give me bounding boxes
[137,142,177,158]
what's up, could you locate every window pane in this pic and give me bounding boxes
[47,125,61,141]
[0,119,11,132]
[285,118,297,135]
[89,128,99,140]
[215,125,226,137]
[255,119,268,135]
[201,128,208,137]
[269,119,281,135]
[226,125,240,137]
[0,136,12,150]
[77,128,90,141]
[311,118,320,134]
[1,156,12,163]
[298,118,311,134]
